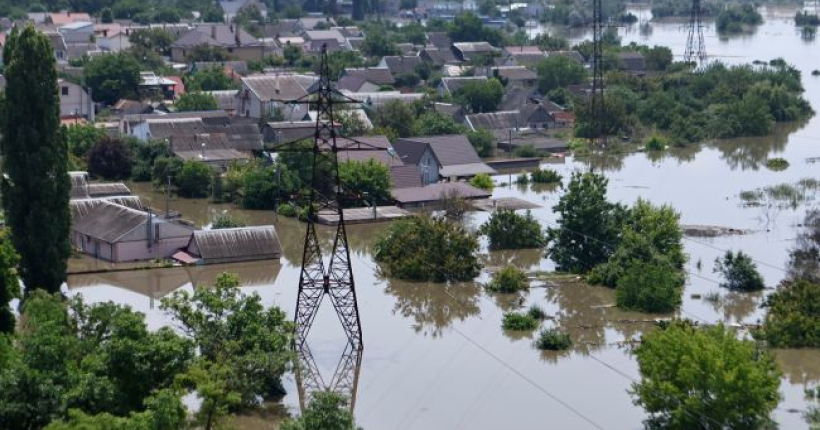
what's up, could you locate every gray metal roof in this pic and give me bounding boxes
[189,226,282,261]
[173,24,260,48]
[73,201,192,243]
[391,182,491,204]
[439,163,497,178]
[241,74,312,102]
[71,196,143,220]
[88,183,132,198]
[342,68,395,86]
[394,134,483,166]
[383,55,422,76]
[440,76,487,96]
[465,111,522,131]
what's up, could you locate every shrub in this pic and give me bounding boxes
[616,259,683,313]
[339,159,392,206]
[277,204,298,218]
[241,164,277,210]
[374,215,481,282]
[211,213,246,229]
[469,173,494,191]
[529,168,562,184]
[632,321,781,430]
[644,134,667,151]
[513,144,538,158]
[479,210,545,250]
[527,304,547,320]
[176,160,212,198]
[86,136,133,180]
[714,250,765,291]
[486,266,529,293]
[502,312,539,331]
[467,129,495,157]
[765,158,790,171]
[515,172,530,184]
[535,328,572,350]
[762,280,820,348]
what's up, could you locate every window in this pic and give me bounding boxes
[61,86,69,96]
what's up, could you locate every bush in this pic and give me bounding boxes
[513,144,538,158]
[151,156,183,188]
[241,164,278,210]
[644,134,667,151]
[469,173,494,191]
[632,321,781,430]
[765,158,789,171]
[535,328,572,350]
[176,160,212,198]
[502,312,539,331]
[615,259,683,313]
[276,204,298,218]
[714,250,765,291]
[762,280,820,348]
[211,213,246,229]
[374,215,481,282]
[279,392,357,430]
[479,209,545,250]
[86,136,133,180]
[467,129,495,158]
[339,159,392,207]
[486,266,529,293]
[529,168,562,184]
[527,304,547,320]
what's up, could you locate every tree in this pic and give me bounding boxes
[87,137,133,180]
[466,129,494,157]
[536,55,586,94]
[762,280,820,348]
[643,45,673,71]
[176,161,212,198]
[84,53,141,105]
[185,45,230,62]
[361,30,399,58]
[0,233,19,334]
[186,67,236,92]
[632,321,781,430]
[374,215,481,282]
[100,7,113,23]
[339,159,392,207]
[412,111,466,136]
[283,44,302,66]
[1,26,71,294]
[128,28,174,57]
[211,213,246,229]
[532,33,569,51]
[788,209,819,283]
[66,123,107,158]
[448,12,503,46]
[546,172,623,273]
[479,209,545,250]
[486,265,529,293]
[616,259,682,313]
[456,78,503,113]
[714,250,765,291]
[175,92,218,112]
[469,173,494,191]
[151,156,183,188]
[241,163,279,210]
[371,100,416,138]
[279,392,358,430]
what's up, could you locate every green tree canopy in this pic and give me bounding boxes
[616,259,682,313]
[466,129,495,157]
[536,55,587,94]
[176,160,212,198]
[87,136,133,180]
[371,99,417,138]
[479,209,545,250]
[175,92,218,112]
[412,111,467,136]
[84,52,141,105]
[762,279,820,348]
[339,159,392,207]
[280,392,359,430]
[0,232,19,334]
[185,67,237,92]
[456,78,503,113]
[632,321,781,430]
[714,250,765,291]
[1,25,71,294]
[448,12,503,46]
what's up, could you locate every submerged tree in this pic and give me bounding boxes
[714,250,765,291]
[1,26,71,294]
[280,392,359,430]
[762,280,820,348]
[479,210,545,250]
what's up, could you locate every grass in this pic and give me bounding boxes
[765,158,790,171]
[527,304,547,320]
[530,168,563,184]
[740,178,820,208]
[502,312,539,331]
[536,328,572,351]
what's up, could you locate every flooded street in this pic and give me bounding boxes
[67,5,820,429]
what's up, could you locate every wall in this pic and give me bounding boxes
[116,236,192,262]
[59,81,95,121]
[418,147,440,185]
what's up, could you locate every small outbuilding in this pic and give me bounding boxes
[186,226,282,264]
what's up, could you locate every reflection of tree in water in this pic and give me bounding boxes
[711,121,805,171]
[788,209,820,283]
[577,151,627,173]
[346,223,389,257]
[705,290,763,324]
[645,145,701,164]
[385,281,481,338]
[774,349,820,385]
[482,249,543,272]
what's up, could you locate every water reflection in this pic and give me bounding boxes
[385,281,481,338]
[295,341,363,412]
[775,349,820,386]
[482,249,543,272]
[704,290,764,324]
[711,121,806,171]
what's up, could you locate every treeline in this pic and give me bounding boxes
[716,3,763,33]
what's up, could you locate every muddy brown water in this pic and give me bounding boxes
[67,5,820,429]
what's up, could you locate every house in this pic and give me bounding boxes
[392,134,496,184]
[379,55,423,77]
[220,0,268,22]
[299,16,335,30]
[465,104,558,132]
[419,47,461,67]
[58,79,94,121]
[392,182,491,208]
[304,29,346,45]
[192,60,249,75]
[58,21,94,44]
[618,51,646,73]
[426,32,451,48]
[95,23,130,52]
[120,111,229,137]
[46,12,92,26]
[236,74,314,119]
[433,102,466,124]
[128,117,263,152]
[69,171,131,199]
[503,46,546,67]
[452,42,499,62]
[185,226,282,264]
[140,72,178,100]
[72,201,195,262]
[70,196,144,220]
[170,24,264,63]
[263,121,331,144]
[112,99,153,115]
[338,90,424,108]
[438,76,487,97]
[45,31,68,62]
[339,68,395,88]
[261,20,301,39]
[169,134,250,170]
[204,90,240,114]
[489,66,538,86]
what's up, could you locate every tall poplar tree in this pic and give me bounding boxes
[1,26,71,294]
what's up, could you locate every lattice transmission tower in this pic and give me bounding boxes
[684,0,707,64]
[591,0,607,146]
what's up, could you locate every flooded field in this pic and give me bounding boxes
[67,5,820,429]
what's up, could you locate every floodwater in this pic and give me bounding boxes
[66,5,820,429]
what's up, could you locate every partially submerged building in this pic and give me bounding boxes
[184,226,282,264]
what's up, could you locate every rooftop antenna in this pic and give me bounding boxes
[684,0,707,65]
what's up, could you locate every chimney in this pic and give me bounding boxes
[211,25,216,39]
[274,75,280,94]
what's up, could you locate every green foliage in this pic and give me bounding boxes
[371,99,417,138]
[456,78,504,113]
[151,156,183,189]
[502,312,539,331]
[644,134,667,151]
[211,213,247,229]
[162,273,295,423]
[469,173,494,191]
[642,45,673,71]
[632,321,781,430]
[0,232,19,334]
[479,209,545,250]
[240,162,280,210]
[361,29,399,58]
[374,215,481,282]
[84,53,141,105]
[531,33,569,51]
[185,45,229,62]
[128,28,174,57]
[448,12,503,46]
[714,250,765,291]
[529,168,562,184]
[535,328,572,350]
[513,144,538,158]
[339,159,392,207]
[175,92,218,112]
[486,265,529,293]
[616,259,682,313]
[547,172,623,274]
[44,389,186,430]
[87,136,133,180]
[131,139,172,182]
[765,158,789,171]
[65,122,106,158]
[1,26,71,295]
[466,129,495,158]
[527,304,547,320]
[761,280,820,348]
[175,160,211,198]
[536,55,587,94]
[795,11,820,26]
[279,391,358,430]
[717,4,763,34]
[185,67,236,92]
[412,111,467,137]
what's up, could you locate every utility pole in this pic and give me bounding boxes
[591,0,607,147]
[684,0,707,65]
